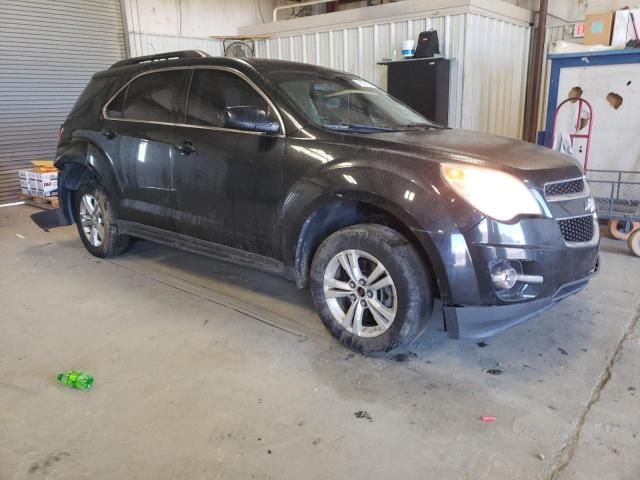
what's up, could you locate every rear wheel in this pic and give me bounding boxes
[310,224,433,354]
[74,183,131,258]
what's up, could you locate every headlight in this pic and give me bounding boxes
[441,163,543,222]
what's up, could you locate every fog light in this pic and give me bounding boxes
[491,266,518,290]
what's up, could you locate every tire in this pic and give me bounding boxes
[628,229,640,257]
[608,219,640,241]
[73,182,131,258]
[310,224,433,354]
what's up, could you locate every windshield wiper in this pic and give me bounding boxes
[322,123,397,133]
[401,123,440,130]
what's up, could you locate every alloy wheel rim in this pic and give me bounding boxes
[323,249,397,338]
[79,194,105,247]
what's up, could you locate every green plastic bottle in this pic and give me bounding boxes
[56,371,94,390]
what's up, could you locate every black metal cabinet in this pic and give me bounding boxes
[381,57,450,126]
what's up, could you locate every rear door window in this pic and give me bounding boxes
[111,70,184,123]
[185,69,277,129]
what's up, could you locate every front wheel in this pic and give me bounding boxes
[74,183,131,258]
[310,224,433,354]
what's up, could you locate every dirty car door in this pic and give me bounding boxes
[171,68,285,257]
[102,69,188,230]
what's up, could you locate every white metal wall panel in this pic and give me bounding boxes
[0,0,127,204]
[462,14,531,138]
[444,15,467,131]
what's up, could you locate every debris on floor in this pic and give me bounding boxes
[391,351,417,362]
[354,411,373,422]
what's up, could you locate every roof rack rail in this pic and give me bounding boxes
[109,50,209,69]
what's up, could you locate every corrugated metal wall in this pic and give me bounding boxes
[460,14,530,136]
[0,0,127,204]
[129,12,530,140]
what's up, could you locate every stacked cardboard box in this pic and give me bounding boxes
[18,169,58,198]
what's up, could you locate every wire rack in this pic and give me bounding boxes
[586,170,640,221]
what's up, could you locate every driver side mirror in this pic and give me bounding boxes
[224,106,280,134]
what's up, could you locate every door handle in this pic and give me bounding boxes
[174,141,197,155]
[101,128,118,140]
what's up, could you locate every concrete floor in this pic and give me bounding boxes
[1,204,638,480]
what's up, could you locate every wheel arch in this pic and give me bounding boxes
[289,193,445,300]
[56,138,122,224]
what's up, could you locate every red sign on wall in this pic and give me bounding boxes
[574,22,586,38]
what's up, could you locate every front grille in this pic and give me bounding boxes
[545,178,585,198]
[557,215,595,243]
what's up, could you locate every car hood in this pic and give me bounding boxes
[367,128,583,185]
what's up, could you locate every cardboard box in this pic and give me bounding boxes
[34,171,57,182]
[612,8,640,48]
[17,168,59,198]
[583,12,615,45]
[37,189,57,198]
[35,172,58,193]
[36,181,57,192]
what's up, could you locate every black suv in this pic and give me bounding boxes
[55,50,599,353]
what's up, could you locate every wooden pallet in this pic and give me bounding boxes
[19,193,59,210]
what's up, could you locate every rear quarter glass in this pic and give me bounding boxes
[67,75,122,120]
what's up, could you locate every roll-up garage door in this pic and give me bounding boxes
[0,0,127,204]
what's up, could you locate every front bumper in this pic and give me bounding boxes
[413,215,600,339]
[443,258,598,338]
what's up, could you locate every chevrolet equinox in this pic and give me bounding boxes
[55,51,600,353]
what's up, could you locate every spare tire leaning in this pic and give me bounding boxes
[628,229,640,257]
[608,219,640,241]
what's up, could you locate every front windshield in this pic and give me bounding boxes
[271,71,438,133]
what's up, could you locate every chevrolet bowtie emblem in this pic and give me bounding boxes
[585,197,595,213]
